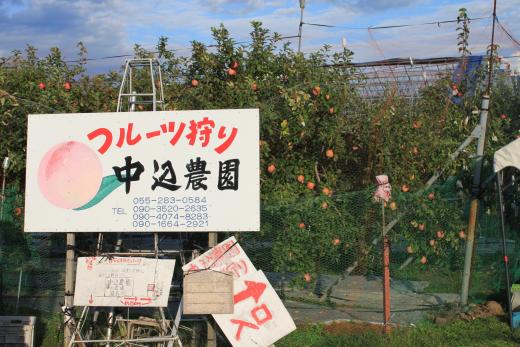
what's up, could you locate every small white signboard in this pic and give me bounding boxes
[24,109,260,232]
[183,237,296,346]
[74,257,175,307]
[182,236,255,278]
[213,270,296,347]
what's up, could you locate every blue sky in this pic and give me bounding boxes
[0,0,519,73]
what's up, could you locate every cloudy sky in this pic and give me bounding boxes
[0,0,519,73]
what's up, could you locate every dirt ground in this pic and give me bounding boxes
[323,321,385,336]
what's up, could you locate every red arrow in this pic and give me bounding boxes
[233,281,267,304]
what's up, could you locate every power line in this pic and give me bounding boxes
[303,16,491,31]
[496,17,520,48]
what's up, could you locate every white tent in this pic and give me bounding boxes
[494,137,520,173]
[493,137,520,329]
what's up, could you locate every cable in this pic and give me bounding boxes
[57,16,490,65]
[302,16,490,30]
[496,17,520,48]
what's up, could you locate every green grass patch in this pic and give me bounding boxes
[278,317,520,347]
[392,263,495,299]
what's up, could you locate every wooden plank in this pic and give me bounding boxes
[183,270,233,314]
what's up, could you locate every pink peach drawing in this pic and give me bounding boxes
[38,141,102,209]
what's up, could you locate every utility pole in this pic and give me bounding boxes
[298,0,305,53]
[460,0,498,306]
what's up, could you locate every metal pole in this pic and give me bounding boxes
[382,201,391,333]
[106,234,123,346]
[497,172,513,330]
[64,233,76,347]
[0,163,7,220]
[15,266,22,314]
[461,95,489,305]
[297,0,305,53]
[460,0,498,306]
[207,232,218,347]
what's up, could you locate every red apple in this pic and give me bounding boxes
[227,68,237,76]
[326,149,334,158]
[191,79,199,87]
[312,86,321,96]
[298,222,305,229]
[332,238,340,246]
[459,230,466,239]
[306,181,315,190]
[436,230,445,239]
[418,223,425,231]
[38,82,45,90]
[267,164,276,174]
[401,184,410,192]
[231,60,239,69]
[304,273,312,282]
[429,239,436,247]
[428,192,435,200]
[297,175,305,183]
[420,256,427,264]
[63,81,71,91]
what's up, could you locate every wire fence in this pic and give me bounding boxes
[1,161,517,345]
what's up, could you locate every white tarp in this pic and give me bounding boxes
[494,137,520,173]
[74,257,175,307]
[24,109,260,232]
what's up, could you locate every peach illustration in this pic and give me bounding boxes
[38,141,102,209]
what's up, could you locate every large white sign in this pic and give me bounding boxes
[74,257,175,307]
[24,109,260,232]
[183,237,296,346]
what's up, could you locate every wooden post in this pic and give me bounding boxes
[207,232,218,347]
[382,202,391,333]
[64,233,76,347]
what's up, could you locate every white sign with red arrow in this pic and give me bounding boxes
[213,270,296,347]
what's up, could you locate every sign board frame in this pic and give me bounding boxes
[24,109,260,233]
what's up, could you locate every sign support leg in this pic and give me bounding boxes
[106,233,123,345]
[207,232,218,347]
[64,233,76,347]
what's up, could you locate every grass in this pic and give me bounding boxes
[278,317,520,347]
[392,262,496,299]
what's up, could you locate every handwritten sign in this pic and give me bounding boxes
[74,257,175,307]
[213,270,296,347]
[183,237,296,346]
[182,236,255,278]
[24,109,260,232]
